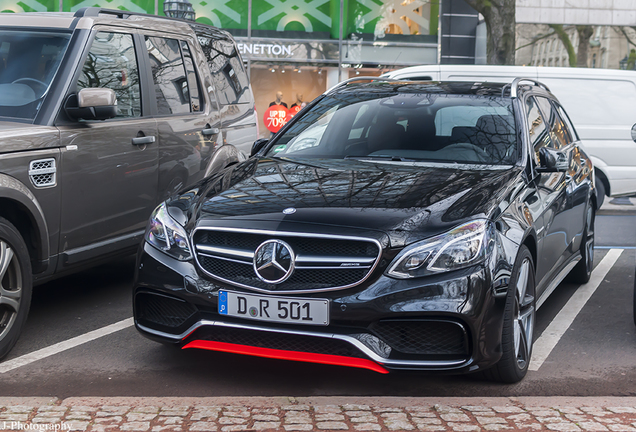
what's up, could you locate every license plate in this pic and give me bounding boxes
[218,290,329,326]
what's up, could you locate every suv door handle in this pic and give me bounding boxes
[202,127,220,136]
[132,136,156,146]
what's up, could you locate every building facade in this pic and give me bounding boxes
[516,24,636,70]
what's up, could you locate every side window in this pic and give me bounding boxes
[555,102,579,142]
[525,96,552,163]
[180,41,202,112]
[77,32,141,118]
[549,107,573,148]
[196,34,248,105]
[195,35,219,108]
[145,36,190,115]
[536,96,570,149]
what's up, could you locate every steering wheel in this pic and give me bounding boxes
[12,78,48,94]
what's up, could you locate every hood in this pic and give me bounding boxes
[0,121,60,153]
[170,157,523,247]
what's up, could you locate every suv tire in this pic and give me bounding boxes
[0,217,32,360]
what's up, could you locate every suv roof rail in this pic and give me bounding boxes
[73,7,133,18]
[325,76,400,94]
[509,77,551,98]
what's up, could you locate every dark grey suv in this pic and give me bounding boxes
[0,9,257,359]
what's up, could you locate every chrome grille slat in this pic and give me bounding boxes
[193,228,382,294]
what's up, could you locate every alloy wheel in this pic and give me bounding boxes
[0,240,22,341]
[514,257,535,370]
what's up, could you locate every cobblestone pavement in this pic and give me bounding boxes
[1,397,636,432]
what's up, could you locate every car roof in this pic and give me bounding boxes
[334,80,511,98]
[0,9,195,35]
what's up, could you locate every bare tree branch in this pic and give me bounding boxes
[516,30,554,51]
[618,26,636,48]
[548,24,577,67]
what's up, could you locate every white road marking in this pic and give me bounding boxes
[529,248,623,371]
[0,317,134,374]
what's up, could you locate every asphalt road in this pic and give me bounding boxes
[1,210,635,398]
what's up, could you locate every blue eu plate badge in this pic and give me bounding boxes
[218,290,228,315]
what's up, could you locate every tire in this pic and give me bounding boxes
[595,175,606,209]
[483,245,535,383]
[0,217,32,360]
[568,204,595,284]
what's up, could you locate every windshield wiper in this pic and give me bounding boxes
[345,155,413,162]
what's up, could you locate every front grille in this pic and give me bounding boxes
[196,326,366,358]
[135,292,197,328]
[370,320,469,356]
[29,158,57,188]
[194,229,381,293]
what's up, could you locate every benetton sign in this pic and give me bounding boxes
[237,43,293,57]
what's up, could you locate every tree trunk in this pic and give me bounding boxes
[464,0,516,65]
[548,24,577,67]
[576,26,594,67]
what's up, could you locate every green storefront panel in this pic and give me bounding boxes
[63,0,153,13]
[0,0,54,13]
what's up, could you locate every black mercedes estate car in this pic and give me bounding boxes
[133,78,595,383]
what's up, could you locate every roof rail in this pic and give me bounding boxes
[73,7,132,18]
[510,77,551,98]
[325,76,400,94]
[73,7,185,22]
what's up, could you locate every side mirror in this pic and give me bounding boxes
[250,138,269,157]
[65,88,117,121]
[538,147,568,172]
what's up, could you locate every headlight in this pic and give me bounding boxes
[145,202,192,260]
[386,220,493,279]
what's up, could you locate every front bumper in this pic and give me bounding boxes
[134,242,509,374]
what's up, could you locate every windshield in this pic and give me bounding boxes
[266,91,518,165]
[0,30,71,120]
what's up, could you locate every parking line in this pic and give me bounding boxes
[0,317,133,374]
[529,248,623,371]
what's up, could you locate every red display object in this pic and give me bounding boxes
[286,105,302,123]
[263,104,289,133]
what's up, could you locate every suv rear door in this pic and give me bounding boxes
[57,29,158,269]
[195,31,257,156]
[141,32,222,201]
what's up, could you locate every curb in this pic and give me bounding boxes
[1,397,636,431]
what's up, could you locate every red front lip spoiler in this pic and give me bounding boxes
[182,340,390,374]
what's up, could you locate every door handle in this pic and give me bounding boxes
[201,127,220,136]
[132,136,156,146]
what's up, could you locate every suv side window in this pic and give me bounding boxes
[77,32,141,118]
[525,96,552,163]
[145,36,190,115]
[180,41,202,112]
[197,35,249,105]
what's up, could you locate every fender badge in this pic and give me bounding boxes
[282,207,296,215]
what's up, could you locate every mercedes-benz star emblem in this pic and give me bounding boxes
[253,239,295,284]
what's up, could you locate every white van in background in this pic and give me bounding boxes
[382,65,636,207]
